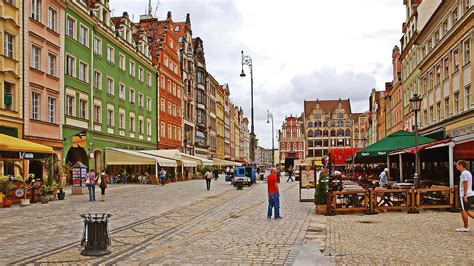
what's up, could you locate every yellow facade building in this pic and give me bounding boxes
[216,85,225,159]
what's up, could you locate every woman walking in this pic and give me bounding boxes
[85,169,97,201]
[99,169,108,201]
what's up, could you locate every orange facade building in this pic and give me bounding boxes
[138,11,183,150]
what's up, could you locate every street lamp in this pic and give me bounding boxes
[409,93,422,187]
[267,110,274,167]
[240,50,255,163]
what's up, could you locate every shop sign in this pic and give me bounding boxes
[19,152,34,159]
[447,123,474,138]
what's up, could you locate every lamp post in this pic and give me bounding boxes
[240,50,255,163]
[267,110,274,167]
[409,94,422,187]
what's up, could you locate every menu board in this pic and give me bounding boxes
[300,166,315,188]
[72,168,87,187]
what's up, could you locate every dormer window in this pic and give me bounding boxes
[175,25,180,31]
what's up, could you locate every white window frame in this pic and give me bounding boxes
[66,54,76,77]
[119,83,126,100]
[93,36,102,55]
[119,53,125,70]
[94,104,101,124]
[147,72,152,86]
[47,6,57,31]
[66,16,76,39]
[129,88,135,104]
[107,108,114,127]
[66,94,75,116]
[79,99,87,119]
[147,97,152,111]
[47,52,56,76]
[93,70,102,90]
[47,97,55,123]
[31,0,42,22]
[160,98,165,112]
[4,33,14,58]
[107,77,114,95]
[129,60,135,76]
[32,92,41,120]
[79,24,88,46]
[138,67,144,81]
[147,119,152,136]
[129,113,135,132]
[78,61,88,82]
[107,45,115,63]
[31,45,41,70]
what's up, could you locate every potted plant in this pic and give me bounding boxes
[314,171,328,214]
[40,185,49,204]
[0,176,15,207]
[57,180,66,200]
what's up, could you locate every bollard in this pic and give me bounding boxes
[80,213,112,256]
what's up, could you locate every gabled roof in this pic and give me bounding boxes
[304,99,351,117]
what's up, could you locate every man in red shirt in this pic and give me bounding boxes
[267,168,282,219]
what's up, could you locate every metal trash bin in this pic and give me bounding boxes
[80,213,112,256]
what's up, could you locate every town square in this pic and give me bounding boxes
[0,0,473,265]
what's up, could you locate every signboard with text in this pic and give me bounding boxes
[299,165,316,202]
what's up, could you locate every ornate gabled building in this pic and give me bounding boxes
[278,115,305,166]
[303,99,360,166]
[174,14,195,155]
[138,11,183,150]
[193,37,208,158]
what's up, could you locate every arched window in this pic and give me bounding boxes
[323,121,328,127]
[331,121,336,127]
[338,112,343,118]
[345,129,351,137]
[354,129,359,138]
[307,130,314,138]
[345,120,351,127]
[338,120,343,127]
[323,130,328,137]
[337,129,344,137]
[315,121,322,127]
[315,130,322,137]
[315,113,321,118]
[307,121,313,128]
[331,129,336,137]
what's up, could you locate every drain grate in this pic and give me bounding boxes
[357,220,377,224]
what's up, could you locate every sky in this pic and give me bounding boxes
[113,0,405,149]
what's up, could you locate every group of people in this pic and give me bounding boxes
[85,169,108,202]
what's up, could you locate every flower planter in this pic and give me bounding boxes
[3,199,12,208]
[57,191,65,200]
[20,199,31,206]
[315,204,326,215]
[41,195,49,204]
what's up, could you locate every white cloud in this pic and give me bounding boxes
[112,0,405,148]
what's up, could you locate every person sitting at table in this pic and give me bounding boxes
[379,168,389,189]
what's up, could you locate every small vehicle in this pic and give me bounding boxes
[232,166,256,188]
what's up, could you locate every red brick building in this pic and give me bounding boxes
[278,115,305,167]
[138,11,183,150]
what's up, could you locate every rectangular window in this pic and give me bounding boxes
[464,39,471,65]
[32,45,41,69]
[147,97,152,111]
[147,72,152,86]
[32,92,40,120]
[435,65,441,85]
[454,49,460,72]
[66,95,74,116]
[138,67,144,81]
[130,115,135,132]
[160,75,165,88]
[66,55,75,77]
[79,99,87,119]
[164,57,168,68]
[93,71,101,90]
[442,19,449,35]
[107,46,114,63]
[168,102,172,114]
[119,53,125,70]
[454,92,460,114]
[167,124,172,139]
[31,0,42,21]
[147,120,152,136]
[119,84,125,100]
[173,104,176,116]
[465,85,471,110]
[168,80,172,93]
[129,61,135,76]
[436,102,441,121]
[452,6,459,23]
[160,98,165,112]
[107,78,114,95]
[130,89,135,104]
[47,53,56,76]
[161,122,165,138]
[66,16,75,38]
[139,119,144,134]
[173,126,176,140]
[94,104,101,123]
[443,58,449,79]
[79,62,88,82]
[138,93,144,107]
[79,25,88,46]
[47,7,57,31]
[173,83,176,96]
[93,37,102,55]
[177,127,181,141]
[445,97,450,118]
[119,113,125,129]
[4,33,13,58]
[107,109,113,126]
[47,97,55,123]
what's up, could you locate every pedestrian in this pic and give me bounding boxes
[456,160,474,232]
[213,168,219,181]
[85,169,97,201]
[159,169,166,186]
[379,168,389,188]
[287,166,294,183]
[230,167,235,178]
[98,169,108,201]
[267,168,282,219]
[205,169,213,191]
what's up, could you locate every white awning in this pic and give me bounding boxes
[105,148,177,167]
[212,158,242,166]
[140,149,197,167]
[181,153,213,166]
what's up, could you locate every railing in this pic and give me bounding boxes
[416,187,453,210]
[332,191,369,212]
[372,189,412,212]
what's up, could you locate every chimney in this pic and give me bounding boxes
[167,11,172,20]
[186,13,191,24]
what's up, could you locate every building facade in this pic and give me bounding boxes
[216,83,225,159]
[416,1,472,140]
[1,0,23,138]
[139,11,182,150]
[390,45,405,133]
[223,84,231,159]
[242,117,250,161]
[23,0,66,161]
[352,112,369,148]
[63,2,157,170]
[192,37,208,158]
[207,74,218,159]
[255,145,273,167]
[278,115,305,165]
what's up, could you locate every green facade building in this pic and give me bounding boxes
[63,1,157,171]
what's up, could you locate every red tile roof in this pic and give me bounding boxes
[304,99,351,117]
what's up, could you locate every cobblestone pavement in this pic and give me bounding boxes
[321,211,474,264]
[1,178,315,265]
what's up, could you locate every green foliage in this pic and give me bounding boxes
[199,166,211,175]
[0,176,15,194]
[314,171,328,205]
